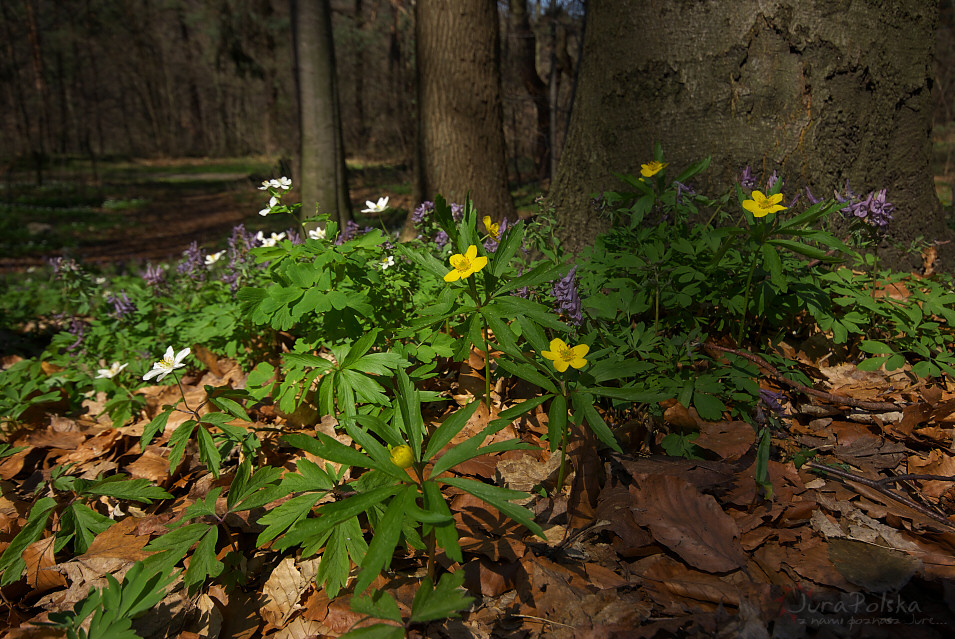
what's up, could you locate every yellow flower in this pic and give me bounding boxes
[640,161,668,178]
[389,444,414,469]
[541,338,589,372]
[482,215,500,240]
[443,245,488,282]
[742,190,787,218]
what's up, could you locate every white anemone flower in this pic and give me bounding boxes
[361,196,389,214]
[256,231,286,248]
[258,196,279,216]
[142,346,190,382]
[95,361,128,379]
[380,255,395,270]
[258,176,292,191]
[307,227,327,240]
[205,250,225,266]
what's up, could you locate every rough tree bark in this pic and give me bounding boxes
[292,0,351,228]
[414,0,515,224]
[509,0,551,181]
[549,0,953,272]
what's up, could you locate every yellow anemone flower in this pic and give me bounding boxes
[389,444,414,469]
[541,338,589,372]
[443,245,488,282]
[640,161,669,178]
[482,215,500,240]
[743,190,787,218]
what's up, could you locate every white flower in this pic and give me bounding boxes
[256,231,286,248]
[307,227,327,240]
[95,362,128,379]
[205,250,225,266]
[379,255,395,270]
[142,346,190,382]
[258,177,292,191]
[361,196,390,214]
[258,196,279,216]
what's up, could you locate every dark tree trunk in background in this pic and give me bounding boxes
[414,0,515,223]
[509,0,551,181]
[550,0,954,272]
[292,0,351,227]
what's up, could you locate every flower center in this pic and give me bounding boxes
[454,256,472,273]
[559,346,575,362]
[161,356,174,368]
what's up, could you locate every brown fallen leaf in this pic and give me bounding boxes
[23,537,66,594]
[633,474,748,573]
[80,516,152,561]
[827,537,921,592]
[694,420,756,461]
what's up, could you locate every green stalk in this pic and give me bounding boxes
[736,252,759,346]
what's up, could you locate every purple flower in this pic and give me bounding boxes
[756,388,787,423]
[551,265,583,326]
[65,316,87,352]
[106,290,136,320]
[837,182,894,230]
[483,218,508,252]
[336,220,361,245]
[285,228,303,245]
[804,187,820,205]
[766,170,782,192]
[450,203,464,221]
[177,242,205,280]
[142,263,165,288]
[739,166,757,190]
[412,201,434,226]
[434,229,449,249]
[673,181,695,205]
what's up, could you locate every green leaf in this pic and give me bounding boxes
[256,493,324,546]
[422,481,461,563]
[490,220,524,277]
[350,589,403,623]
[547,394,568,453]
[410,571,474,623]
[494,357,556,393]
[167,420,198,472]
[692,391,725,421]
[340,623,405,639]
[85,475,172,504]
[59,503,113,555]
[183,527,223,588]
[354,486,416,594]
[441,477,543,538]
[314,522,352,598]
[396,368,424,457]
[423,401,480,462]
[141,408,172,449]
[0,497,56,586]
[858,340,895,355]
[341,329,380,369]
[571,393,622,453]
[196,425,223,477]
[766,238,833,262]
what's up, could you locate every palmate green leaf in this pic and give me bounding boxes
[342,329,380,369]
[395,241,449,281]
[284,432,389,475]
[515,314,549,353]
[491,295,567,331]
[585,385,667,404]
[58,503,113,554]
[0,497,56,586]
[481,308,520,356]
[441,477,544,538]
[341,368,391,406]
[350,588,403,623]
[282,458,338,494]
[341,420,412,484]
[196,424,223,477]
[429,433,535,480]
[423,400,480,462]
[297,485,403,551]
[354,485,416,594]
[184,527,223,588]
[315,521,353,599]
[410,571,474,623]
[229,462,285,512]
[85,475,172,504]
[256,492,325,546]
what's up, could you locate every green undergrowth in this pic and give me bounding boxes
[1,148,953,637]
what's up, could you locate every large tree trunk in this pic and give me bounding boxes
[550,0,953,272]
[292,0,351,228]
[414,0,515,223]
[508,0,551,181]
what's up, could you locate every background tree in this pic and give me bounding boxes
[549,0,954,272]
[413,0,515,223]
[292,0,351,227]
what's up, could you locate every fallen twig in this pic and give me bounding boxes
[805,460,955,530]
[703,343,902,412]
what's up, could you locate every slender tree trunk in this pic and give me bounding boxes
[509,0,550,181]
[292,0,351,227]
[549,0,952,272]
[414,0,515,224]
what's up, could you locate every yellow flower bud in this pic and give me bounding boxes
[389,444,414,469]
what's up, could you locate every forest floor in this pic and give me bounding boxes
[2,158,955,637]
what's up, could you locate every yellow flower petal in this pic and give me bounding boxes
[389,444,414,469]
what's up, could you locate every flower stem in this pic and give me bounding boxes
[736,252,759,346]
